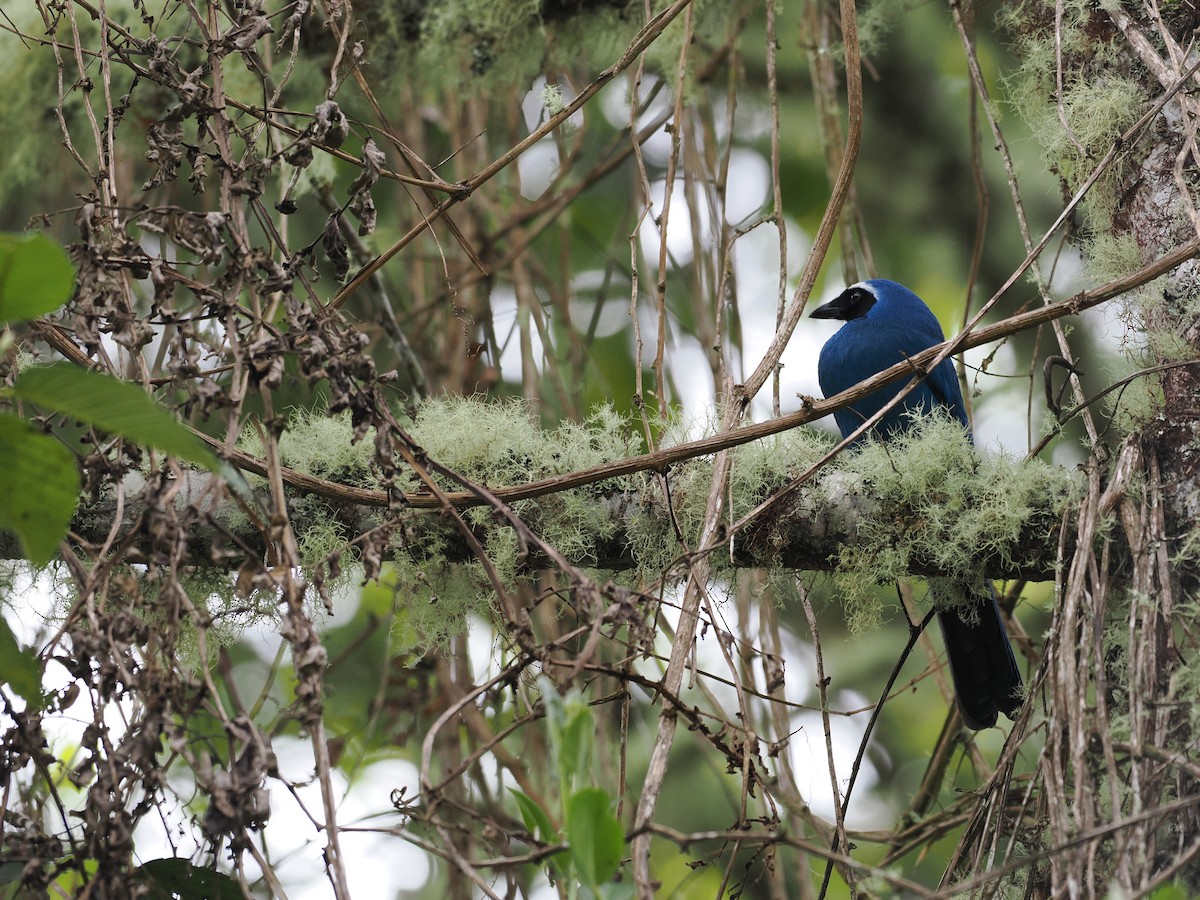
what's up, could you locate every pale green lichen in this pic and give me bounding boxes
[419,0,545,85]
[390,557,488,654]
[235,410,373,605]
[829,413,1079,632]
[138,566,278,671]
[389,398,643,648]
[999,0,1200,452]
[1119,264,1200,438]
[403,397,636,491]
[726,425,836,523]
[1000,1,1143,234]
[1102,362,1167,434]
[1030,75,1142,224]
[1084,232,1143,285]
[1169,591,1200,735]
[621,409,835,581]
[356,0,748,98]
[235,399,1075,652]
[278,407,377,488]
[635,0,744,96]
[297,518,358,579]
[382,397,831,648]
[405,398,637,568]
[540,83,567,117]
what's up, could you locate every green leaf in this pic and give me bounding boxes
[0,413,79,566]
[557,699,593,787]
[511,788,558,843]
[566,787,624,889]
[539,675,593,789]
[14,364,219,471]
[0,233,75,322]
[133,858,241,899]
[0,614,43,707]
[510,788,565,878]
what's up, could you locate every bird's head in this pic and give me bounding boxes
[809,279,924,322]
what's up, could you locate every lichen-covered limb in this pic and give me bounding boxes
[39,409,1077,584]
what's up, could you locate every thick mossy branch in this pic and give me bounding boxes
[39,402,1080,652]
[59,401,1078,584]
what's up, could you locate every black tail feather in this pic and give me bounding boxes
[937,586,1023,730]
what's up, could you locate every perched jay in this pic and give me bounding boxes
[811,279,1022,730]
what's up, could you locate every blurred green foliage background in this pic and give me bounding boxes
[0,0,1124,895]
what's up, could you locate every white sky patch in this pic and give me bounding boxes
[467,612,504,685]
[963,340,1029,455]
[517,139,560,200]
[517,74,596,200]
[724,149,771,226]
[788,689,892,830]
[5,568,94,755]
[710,93,774,145]
[1043,241,1089,300]
[568,269,633,339]
[600,77,674,163]
[974,391,1033,457]
[264,740,433,899]
[336,759,430,896]
[763,276,842,425]
[637,178,713,268]
[667,334,716,417]
[1079,293,1145,359]
[491,285,547,382]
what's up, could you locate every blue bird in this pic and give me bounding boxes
[811,279,1023,730]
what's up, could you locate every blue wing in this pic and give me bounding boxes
[817,313,970,442]
[896,299,970,431]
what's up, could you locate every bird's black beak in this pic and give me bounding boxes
[810,286,875,322]
[809,299,845,320]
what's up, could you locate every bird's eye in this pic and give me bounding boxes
[845,288,875,319]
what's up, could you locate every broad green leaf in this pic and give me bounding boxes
[510,788,559,843]
[510,788,565,878]
[557,699,593,788]
[566,787,624,889]
[14,364,219,471]
[133,858,241,899]
[0,233,75,322]
[0,413,79,566]
[0,614,42,707]
[540,675,593,789]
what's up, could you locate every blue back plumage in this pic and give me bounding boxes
[814,279,970,443]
